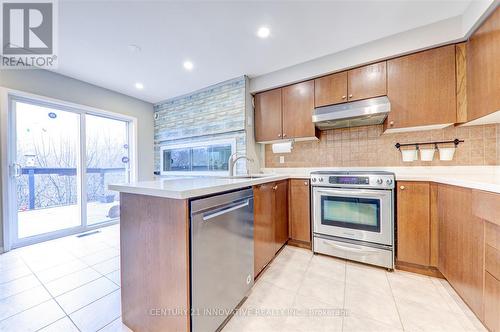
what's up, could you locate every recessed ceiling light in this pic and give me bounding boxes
[183,60,194,71]
[257,26,270,39]
[135,82,144,90]
[128,44,141,53]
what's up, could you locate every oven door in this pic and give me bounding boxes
[313,187,393,246]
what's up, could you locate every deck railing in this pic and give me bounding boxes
[21,167,126,210]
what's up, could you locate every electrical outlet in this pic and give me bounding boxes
[279,156,285,164]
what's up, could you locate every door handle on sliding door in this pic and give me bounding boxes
[10,164,22,178]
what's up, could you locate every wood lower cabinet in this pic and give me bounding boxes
[467,7,500,122]
[438,185,484,320]
[282,80,316,139]
[254,89,282,142]
[473,190,500,331]
[396,182,431,266]
[386,45,456,130]
[253,182,276,277]
[484,220,500,332]
[314,71,348,107]
[253,180,289,277]
[347,62,387,102]
[485,272,500,332]
[274,180,289,253]
[289,179,311,245]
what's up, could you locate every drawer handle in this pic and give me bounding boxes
[400,186,405,190]
[272,185,278,190]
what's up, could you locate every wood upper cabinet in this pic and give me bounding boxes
[347,62,387,102]
[254,89,282,142]
[289,179,311,244]
[467,7,500,122]
[438,184,484,319]
[386,45,456,130]
[255,81,317,142]
[314,71,348,107]
[274,180,289,253]
[282,80,316,139]
[253,183,276,277]
[396,182,430,266]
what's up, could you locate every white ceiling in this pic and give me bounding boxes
[55,1,475,103]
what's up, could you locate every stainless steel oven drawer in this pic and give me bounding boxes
[314,236,393,269]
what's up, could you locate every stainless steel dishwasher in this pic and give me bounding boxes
[190,188,254,332]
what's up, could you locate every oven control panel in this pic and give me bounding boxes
[310,173,395,189]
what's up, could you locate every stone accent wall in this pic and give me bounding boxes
[154,76,246,171]
[265,124,500,167]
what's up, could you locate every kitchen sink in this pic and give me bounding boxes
[216,174,272,180]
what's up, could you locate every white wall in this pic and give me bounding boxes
[0,69,154,251]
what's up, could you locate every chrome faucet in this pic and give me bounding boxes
[228,153,254,177]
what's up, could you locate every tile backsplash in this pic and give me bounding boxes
[265,124,500,167]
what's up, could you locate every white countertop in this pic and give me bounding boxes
[263,166,500,194]
[109,166,500,199]
[108,175,289,199]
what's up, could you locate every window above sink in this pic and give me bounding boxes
[160,138,236,176]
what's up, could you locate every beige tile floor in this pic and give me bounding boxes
[0,224,128,332]
[223,246,487,332]
[0,225,487,332]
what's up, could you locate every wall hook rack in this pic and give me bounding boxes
[395,138,464,150]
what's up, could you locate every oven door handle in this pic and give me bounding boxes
[314,188,390,199]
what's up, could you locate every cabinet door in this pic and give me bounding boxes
[282,80,316,139]
[254,89,282,142]
[438,185,484,319]
[386,45,456,129]
[397,182,430,266]
[467,8,500,122]
[274,180,289,253]
[347,62,387,102]
[314,71,348,107]
[485,272,500,332]
[289,179,311,243]
[253,183,276,277]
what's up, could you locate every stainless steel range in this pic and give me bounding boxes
[311,171,395,269]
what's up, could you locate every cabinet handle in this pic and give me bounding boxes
[389,121,394,126]
[342,95,346,99]
[304,181,308,186]
[400,185,405,190]
[272,185,278,190]
[283,134,287,137]
[348,94,353,99]
[278,134,281,137]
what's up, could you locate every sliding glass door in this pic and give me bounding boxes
[85,114,130,225]
[13,100,82,240]
[7,96,133,248]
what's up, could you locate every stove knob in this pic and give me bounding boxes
[312,178,317,183]
[386,179,393,185]
[319,177,324,182]
[376,178,383,185]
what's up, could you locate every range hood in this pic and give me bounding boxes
[312,96,390,130]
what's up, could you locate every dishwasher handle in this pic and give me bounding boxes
[202,200,250,221]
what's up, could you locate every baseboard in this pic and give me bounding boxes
[396,260,444,278]
[287,239,312,250]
